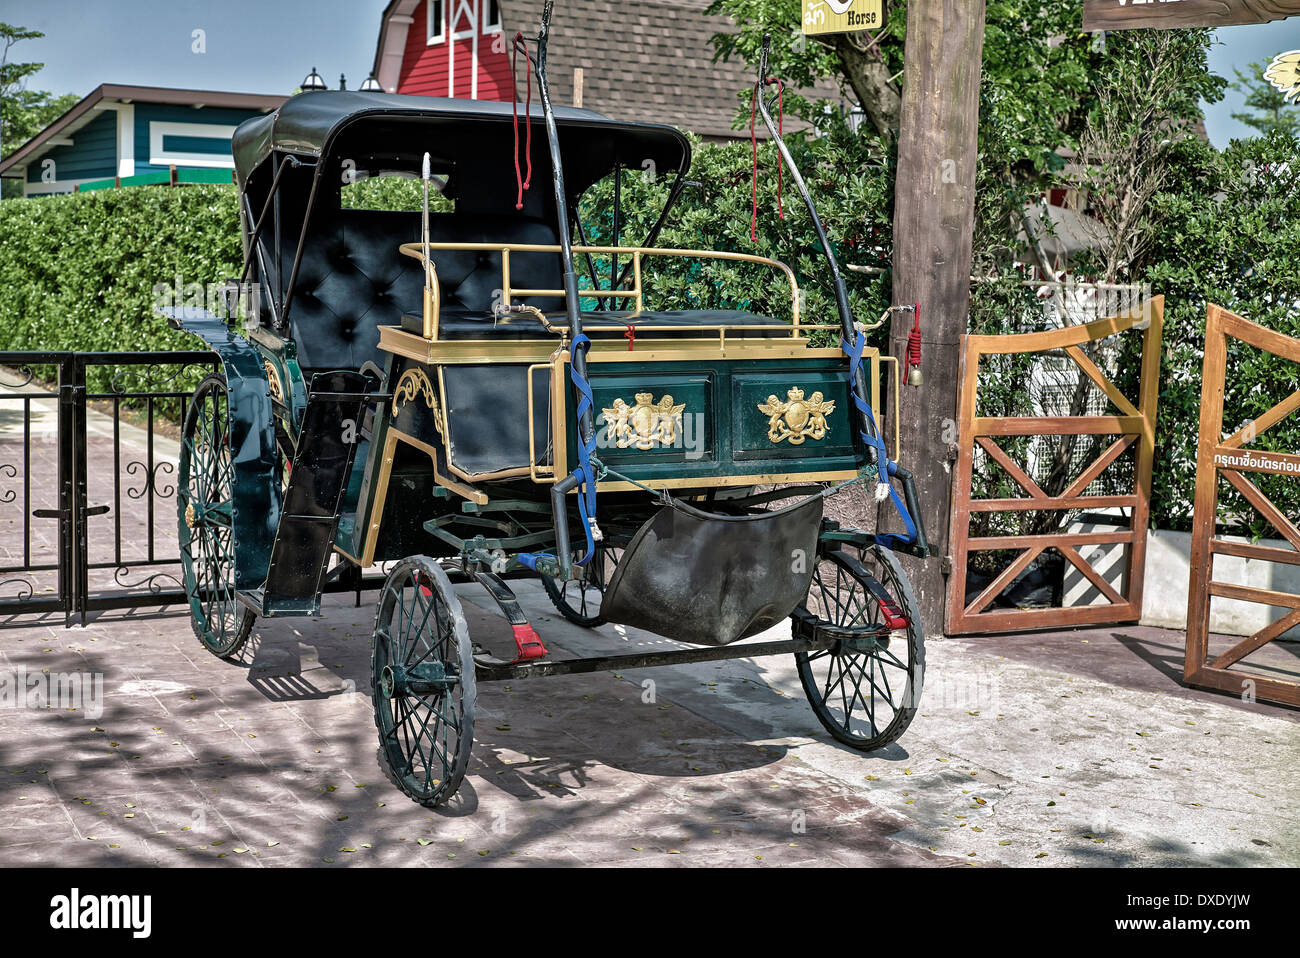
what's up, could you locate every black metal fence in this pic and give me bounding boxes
[0,350,218,625]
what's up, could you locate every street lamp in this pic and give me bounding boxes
[300,68,384,95]
[300,67,327,92]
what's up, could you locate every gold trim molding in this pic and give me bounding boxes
[264,361,283,403]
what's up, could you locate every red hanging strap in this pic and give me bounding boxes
[511,33,534,210]
[905,302,923,379]
[624,323,636,351]
[749,76,785,243]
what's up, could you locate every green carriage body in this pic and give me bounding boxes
[164,17,929,809]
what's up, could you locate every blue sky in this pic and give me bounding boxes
[3,0,1298,148]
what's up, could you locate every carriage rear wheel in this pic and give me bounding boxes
[793,545,924,751]
[178,373,255,658]
[372,556,477,807]
[540,543,623,628]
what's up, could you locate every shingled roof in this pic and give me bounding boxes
[506,0,772,139]
[372,0,840,140]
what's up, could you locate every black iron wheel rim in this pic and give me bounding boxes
[794,545,923,751]
[372,558,475,806]
[178,375,251,657]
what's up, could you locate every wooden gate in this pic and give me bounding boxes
[946,297,1164,634]
[1185,305,1300,707]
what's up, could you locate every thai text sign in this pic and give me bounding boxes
[1213,446,1300,477]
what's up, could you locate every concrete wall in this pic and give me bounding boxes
[1141,528,1300,639]
[1061,521,1300,638]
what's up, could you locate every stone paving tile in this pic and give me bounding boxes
[2,396,1296,867]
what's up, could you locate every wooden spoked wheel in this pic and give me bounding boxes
[178,373,255,658]
[540,543,624,628]
[793,545,924,751]
[372,556,477,807]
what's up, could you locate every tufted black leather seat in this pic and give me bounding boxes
[287,209,563,370]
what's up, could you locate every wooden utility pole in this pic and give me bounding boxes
[888,0,987,637]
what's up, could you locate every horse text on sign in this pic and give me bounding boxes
[801,0,884,36]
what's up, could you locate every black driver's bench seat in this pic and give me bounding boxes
[399,308,795,341]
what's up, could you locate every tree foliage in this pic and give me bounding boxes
[1229,59,1300,140]
[1,23,79,199]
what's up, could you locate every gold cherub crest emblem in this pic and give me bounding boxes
[758,387,835,445]
[601,392,686,450]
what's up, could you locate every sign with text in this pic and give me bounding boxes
[802,0,884,36]
[1084,0,1300,31]
[1266,51,1300,102]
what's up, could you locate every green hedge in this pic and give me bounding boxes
[1144,132,1300,536]
[0,184,242,394]
[578,130,894,348]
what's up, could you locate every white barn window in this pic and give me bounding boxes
[483,0,501,32]
[427,0,446,44]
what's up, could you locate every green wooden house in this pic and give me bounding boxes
[0,84,285,197]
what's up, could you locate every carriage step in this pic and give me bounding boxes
[262,370,378,609]
[307,390,392,404]
[237,588,318,617]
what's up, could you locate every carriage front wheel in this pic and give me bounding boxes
[792,544,924,751]
[178,373,256,658]
[371,556,477,807]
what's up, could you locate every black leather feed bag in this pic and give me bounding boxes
[600,494,823,647]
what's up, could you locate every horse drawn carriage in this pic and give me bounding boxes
[164,4,932,807]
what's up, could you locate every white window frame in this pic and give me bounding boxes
[450,0,477,40]
[148,121,237,169]
[426,0,446,45]
[482,0,502,33]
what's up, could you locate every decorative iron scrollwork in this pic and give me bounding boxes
[0,578,35,600]
[113,567,182,593]
[126,460,176,500]
[392,368,441,428]
[107,361,210,396]
[0,366,36,389]
[0,464,16,504]
[264,361,284,402]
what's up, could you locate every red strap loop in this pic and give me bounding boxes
[511,33,534,210]
[905,303,922,374]
[749,76,785,243]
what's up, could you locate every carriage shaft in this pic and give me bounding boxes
[474,635,835,681]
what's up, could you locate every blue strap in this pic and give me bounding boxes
[568,333,599,566]
[520,333,599,572]
[841,330,918,549]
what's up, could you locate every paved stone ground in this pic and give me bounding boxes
[0,380,1296,867]
[1,591,1296,867]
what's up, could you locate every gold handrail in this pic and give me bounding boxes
[398,241,803,339]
